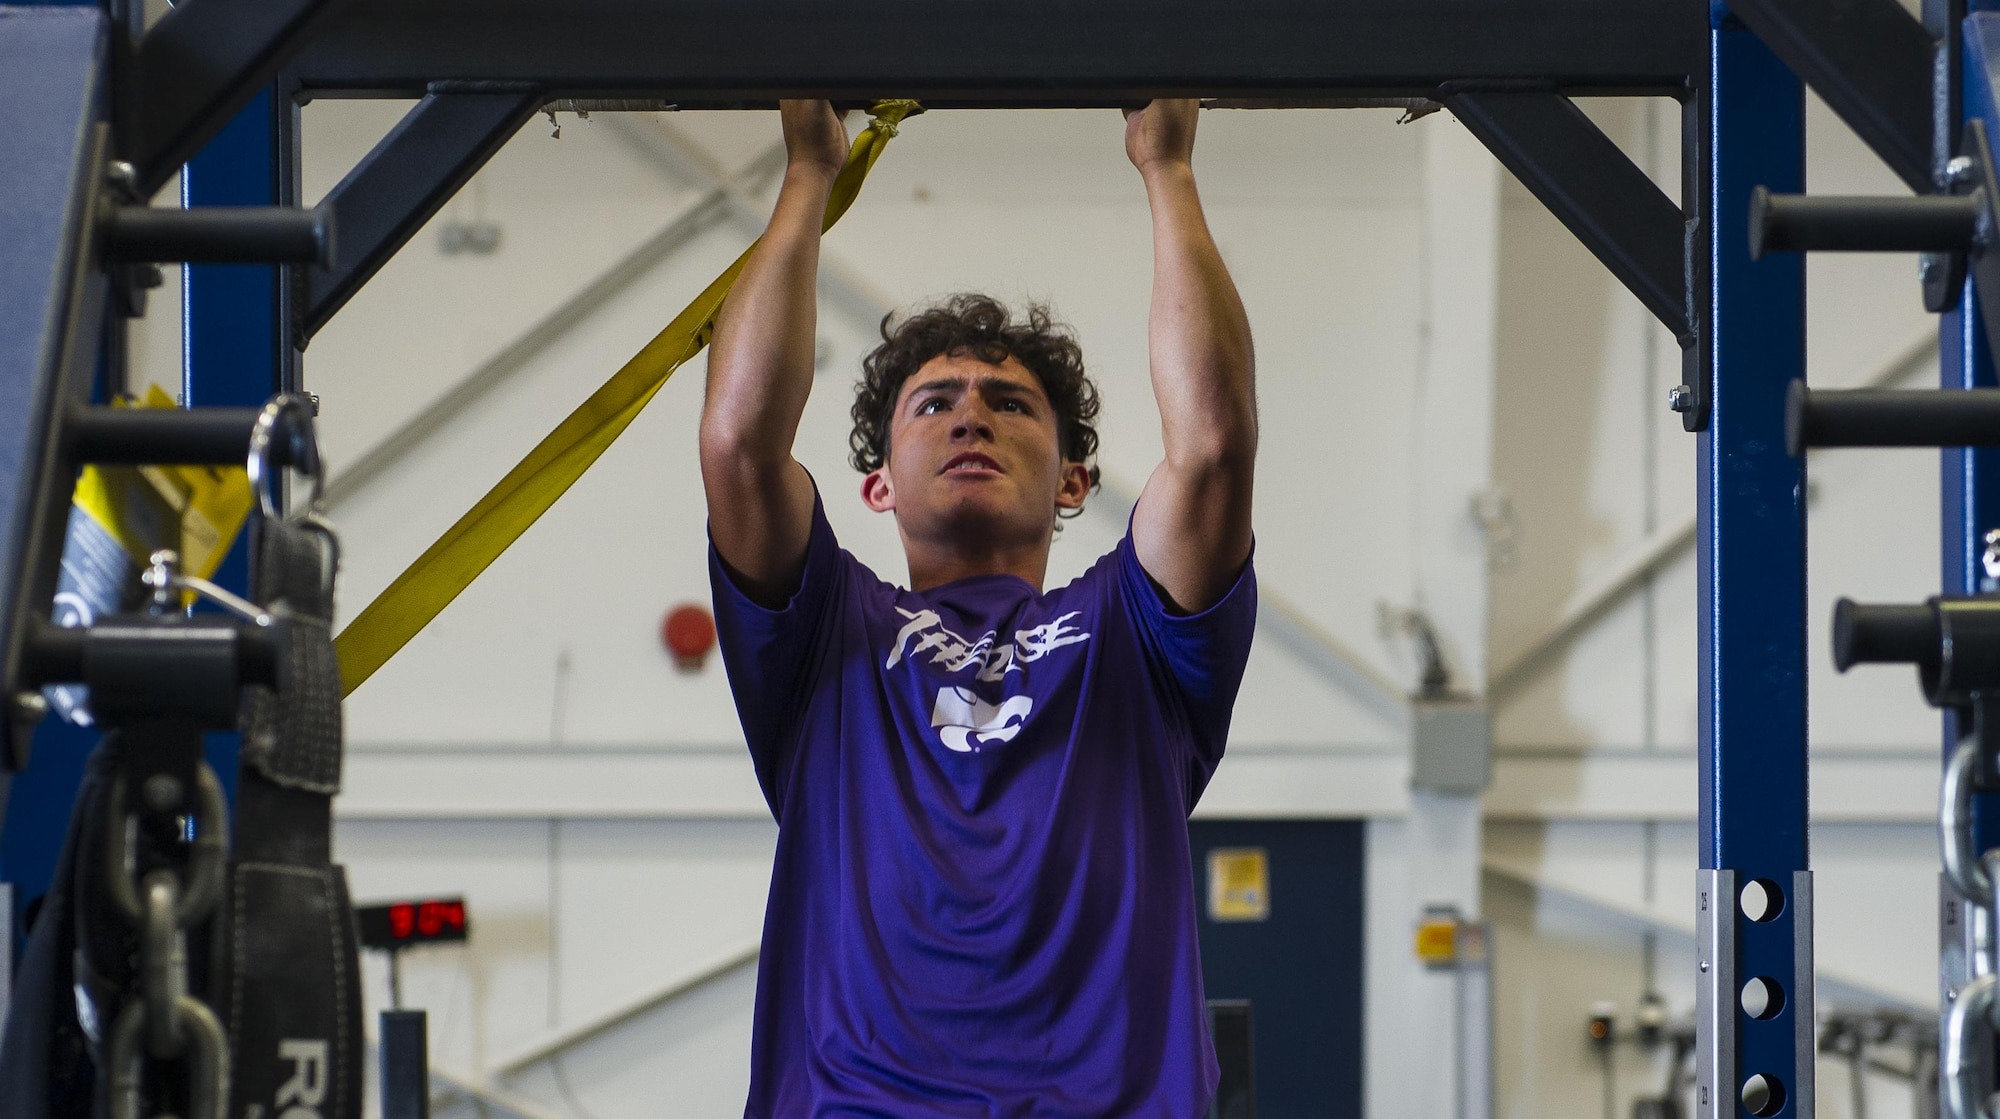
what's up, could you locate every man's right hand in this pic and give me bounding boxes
[781,100,850,181]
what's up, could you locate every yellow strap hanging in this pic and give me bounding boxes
[334,100,921,695]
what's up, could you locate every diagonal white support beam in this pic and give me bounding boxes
[324,181,743,507]
[1089,472,1409,728]
[328,117,895,510]
[428,1063,576,1119]
[1486,326,1937,703]
[600,114,897,331]
[490,941,760,1077]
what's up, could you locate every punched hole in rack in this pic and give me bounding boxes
[1741,1073,1785,1117]
[1739,878,1785,923]
[1740,976,1785,1020]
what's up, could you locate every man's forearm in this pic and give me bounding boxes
[702,164,838,466]
[700,112,843,601]
[1143,163,1256,469]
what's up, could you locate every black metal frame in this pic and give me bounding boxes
[284,0,1707,103]
[1444,86,1692,344]
[275,0,1717,366]
[121,0,356,195]
[1728,0,1937,192]
[6,0,1963,771]
[301,87,543,344]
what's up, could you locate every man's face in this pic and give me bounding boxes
[861,352,1092,551]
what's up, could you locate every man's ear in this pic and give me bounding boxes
[861,466,896,513]
[1054,462,1092,512]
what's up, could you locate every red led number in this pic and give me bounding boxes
[389,903,415,939]
[416,899,462,935]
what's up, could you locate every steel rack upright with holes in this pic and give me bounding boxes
[1694,16,1810,1118]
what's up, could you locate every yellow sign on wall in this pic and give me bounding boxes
[1207,847,1270,922]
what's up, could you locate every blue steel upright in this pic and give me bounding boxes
[181,87,289,800]
[1695,10,1810,1118]
[1951,13,2000,861]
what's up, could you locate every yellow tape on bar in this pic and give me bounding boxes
[335,100,920,695]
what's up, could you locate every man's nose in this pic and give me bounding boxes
[950,405,995,440]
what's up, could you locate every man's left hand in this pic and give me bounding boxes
[1124,99,1199,176]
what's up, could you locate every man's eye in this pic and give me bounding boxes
[918,398,949,414]
[1001,400,1029,414]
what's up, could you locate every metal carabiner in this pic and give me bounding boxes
[247,392,325,522]
[1945,740,1993,908]
[107,993,230,1119]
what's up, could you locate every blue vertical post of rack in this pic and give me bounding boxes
[181,88,287,799]
[1694,10,1810,1119]
[1952,12,2000,861]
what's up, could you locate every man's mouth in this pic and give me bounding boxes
[940,452,1003,475]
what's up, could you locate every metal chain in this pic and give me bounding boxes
[101,761,231,1119]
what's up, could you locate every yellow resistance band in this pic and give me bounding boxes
[335,100,921,695]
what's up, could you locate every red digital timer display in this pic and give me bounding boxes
[355,896,470,951]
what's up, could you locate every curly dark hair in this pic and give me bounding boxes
[849,294,1102,513]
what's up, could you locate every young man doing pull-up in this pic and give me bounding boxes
[700,99,1258,1118]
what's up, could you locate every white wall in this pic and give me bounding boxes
[110,90,1957,1117]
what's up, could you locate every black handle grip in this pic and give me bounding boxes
[23,617,278,688]
[1750,186,1979,260]
[70,406,264,465]
[1786,381,2000,454]
[1831,599,1936,672]
[103,205,334,266]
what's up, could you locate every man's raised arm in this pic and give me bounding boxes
[700,100,849,605]
[1125,100,1259,613]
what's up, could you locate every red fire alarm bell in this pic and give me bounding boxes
[662,603,716,672]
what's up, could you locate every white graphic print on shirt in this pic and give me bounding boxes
[886,607,1092,752]
[930,688,1035,753]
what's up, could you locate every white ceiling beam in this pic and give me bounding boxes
[1486,326,1937,703]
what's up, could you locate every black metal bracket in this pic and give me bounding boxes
[1443,86,1692,347]
[301,86,543,343]
[1726,0,1938,192]
[122,0,357,195]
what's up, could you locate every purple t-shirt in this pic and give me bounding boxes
[710,497,1257,1118]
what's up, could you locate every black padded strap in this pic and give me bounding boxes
[216,514,361,1119]
[240,520,341,794]
[213,862,362,1119]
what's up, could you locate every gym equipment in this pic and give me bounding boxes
[0,0,1960,1112]
[1735,6,2000,1115]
